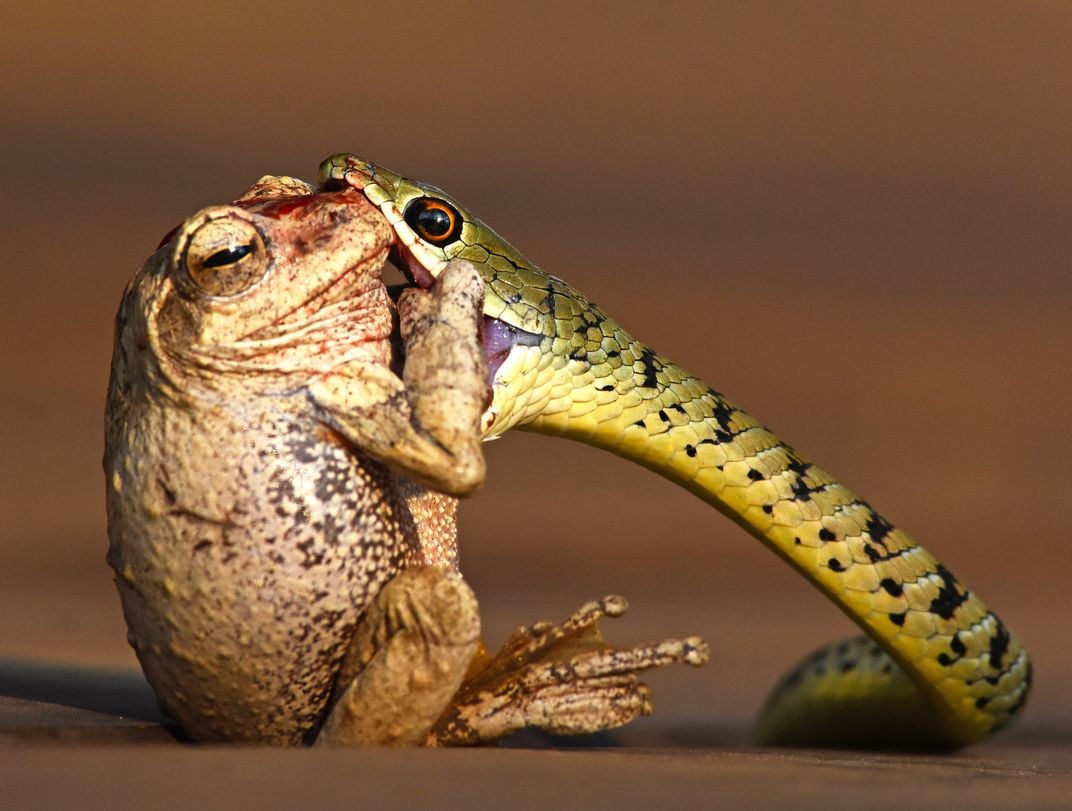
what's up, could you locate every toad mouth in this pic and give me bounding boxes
[386,241,437,291]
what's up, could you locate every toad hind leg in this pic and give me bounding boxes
[428,596,709,746]
[317,566,481,746]
[317,576,708,747]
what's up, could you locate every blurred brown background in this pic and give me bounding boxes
[2,2,1069,741]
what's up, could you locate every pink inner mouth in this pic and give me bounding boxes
[481,317,517,383]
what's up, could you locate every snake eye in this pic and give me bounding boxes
[181,216,269,297]
[403,197,463,246]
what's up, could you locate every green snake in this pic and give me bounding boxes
[319,154,1030,748]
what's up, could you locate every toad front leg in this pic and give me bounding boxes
[309,261,488,497]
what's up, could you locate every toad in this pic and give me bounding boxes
[104,175,706,745]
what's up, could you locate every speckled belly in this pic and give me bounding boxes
[108,405,414,743]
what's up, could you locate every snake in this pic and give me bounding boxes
[318,154,1030,748]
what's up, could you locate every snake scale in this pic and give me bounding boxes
[319,154,1030,747]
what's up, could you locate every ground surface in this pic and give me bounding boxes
[3,663,1071,810]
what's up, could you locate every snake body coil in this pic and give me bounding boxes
[320,155,1030,747]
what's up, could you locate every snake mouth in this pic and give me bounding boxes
[482,316,539,383]
[385,243,540,390]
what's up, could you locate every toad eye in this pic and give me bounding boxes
[202,243,253,269]
[181,217,269,297]
[403,197,463,246]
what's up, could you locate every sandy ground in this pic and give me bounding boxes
[3,664,1072,810]
[3,672,1072,809]
[2,3,1070,807]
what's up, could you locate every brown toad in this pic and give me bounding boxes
[104,174,706,746]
